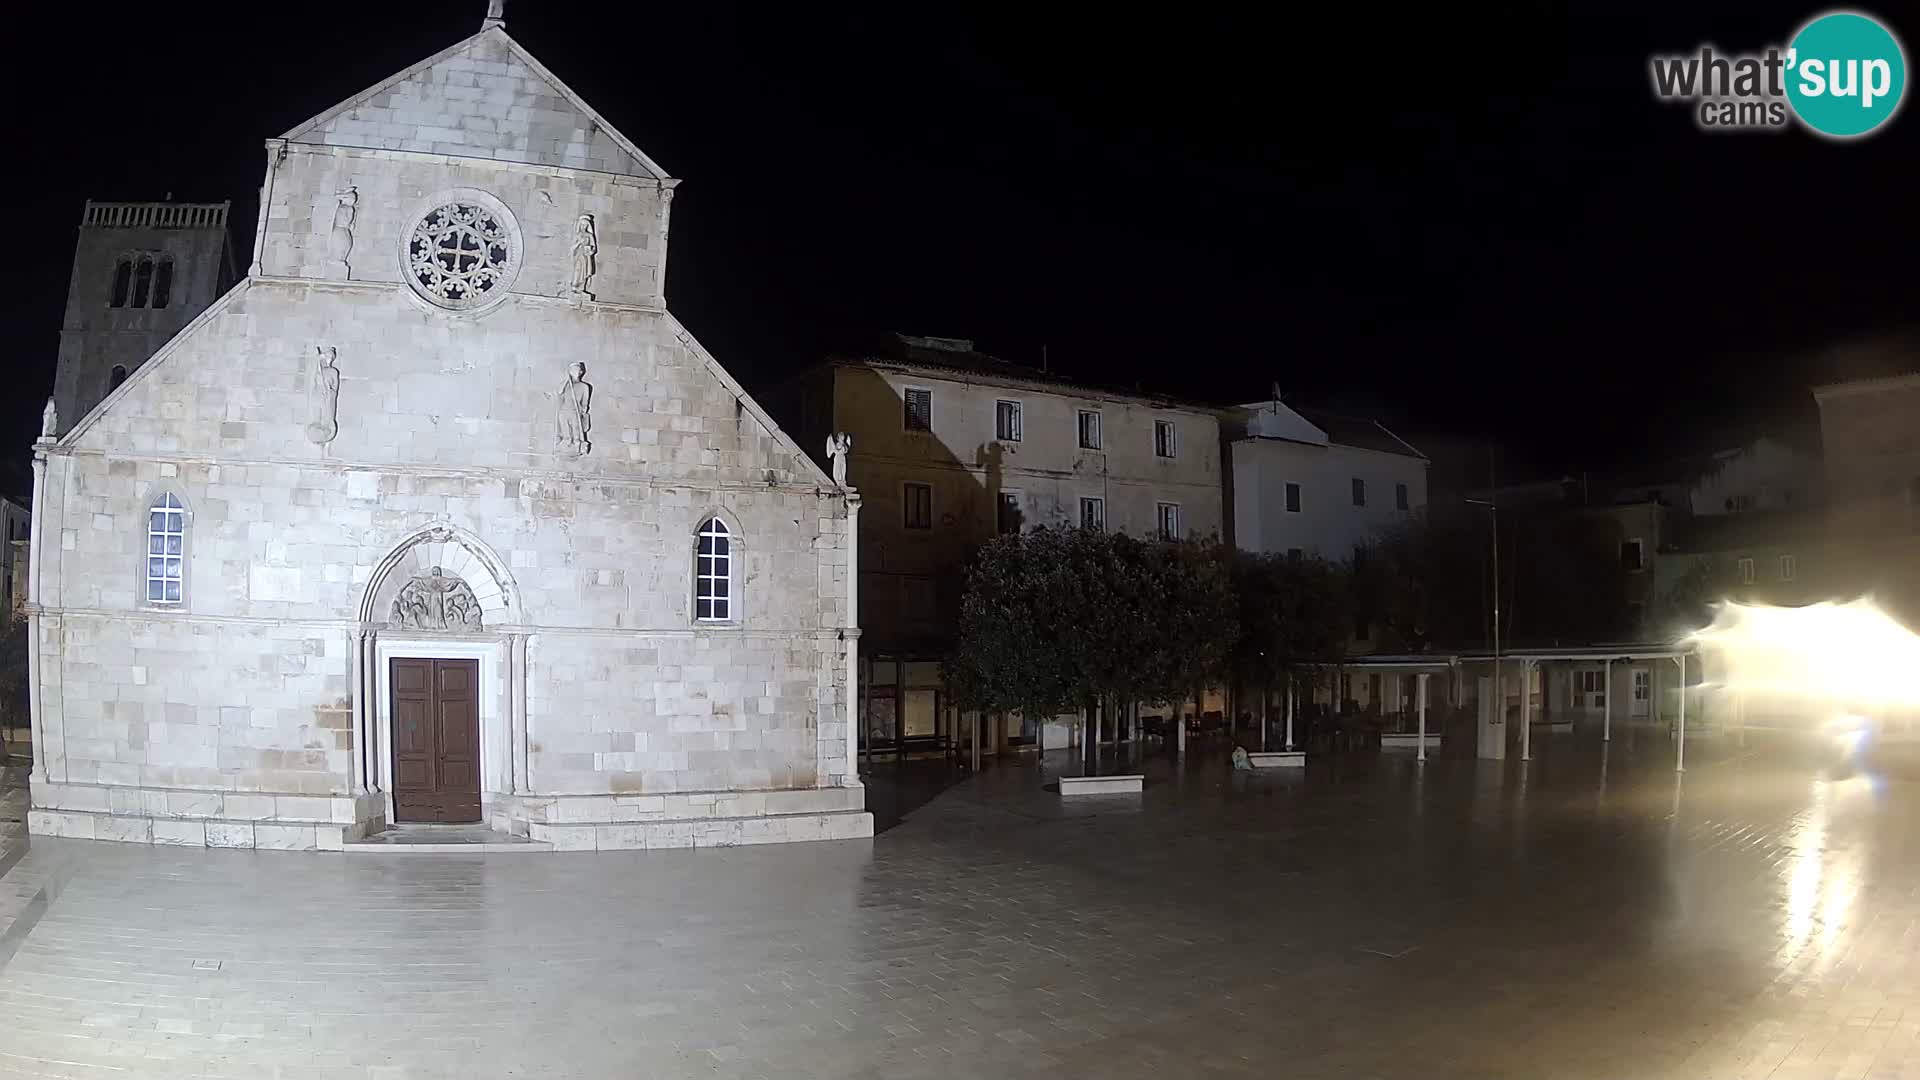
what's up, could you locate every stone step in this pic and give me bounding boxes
[343,824,553,854]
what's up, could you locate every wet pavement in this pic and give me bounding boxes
[0,727,1916,1078]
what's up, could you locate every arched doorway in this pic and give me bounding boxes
[353,525,526,828]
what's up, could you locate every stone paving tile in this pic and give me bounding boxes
[0,730,1918,1078]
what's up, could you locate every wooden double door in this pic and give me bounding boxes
[390,658,481,823]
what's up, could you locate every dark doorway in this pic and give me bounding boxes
[390,657,481,823]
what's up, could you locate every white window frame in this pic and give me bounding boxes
[1285,482,1302,513]
[902,386,934,433]
[1156,501,1181,541]
[902,481,933,531]
[995,399,1023,443]
[693,515,740,623]
[1351,477,1366,507]
[143,492,188,607]
[1737,556,1756,585]
[1077,409,1103,451]
[1154,418,1176,459]
[1079,496,1105,531]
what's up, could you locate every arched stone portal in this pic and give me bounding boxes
[351,525,529,832]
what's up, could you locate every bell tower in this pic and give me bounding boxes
[50,199,237,434]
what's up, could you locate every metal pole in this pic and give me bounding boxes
[971,710,981,772]
[1520,660,1532,761]
[1603,659,1612,742]
[1416,672,1429,764]
[1676,655,1687,773]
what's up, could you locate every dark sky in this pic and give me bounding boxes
[5,1,1915,497]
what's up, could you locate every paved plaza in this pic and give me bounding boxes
[1,729,1918,1079]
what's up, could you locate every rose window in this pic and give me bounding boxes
[406,202,514,309]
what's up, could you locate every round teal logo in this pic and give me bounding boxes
[1785,11,1907,137]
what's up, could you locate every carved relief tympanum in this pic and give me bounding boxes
[388,567,484,631]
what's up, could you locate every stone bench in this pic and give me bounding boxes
[1058,774,1145,795]
[1247,751,1306,768]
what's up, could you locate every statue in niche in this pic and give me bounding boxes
[568,214,598,301]
[825,431,852,488]
[305,346,340,445]
[329,187,358,279]
[40,398,57,440]
[555,362,592,458]
[388,567,485,631]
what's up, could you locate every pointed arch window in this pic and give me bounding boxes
[109,365,129,392]
[695,517,733,622]
[146,493,186,604]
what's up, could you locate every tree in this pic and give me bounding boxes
[1232,552,1346,746]
[948,528,1238,775]
[946,530,1076,740]
[1646,558,1717,640]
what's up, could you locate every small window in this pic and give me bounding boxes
[1778,553,1796,582]
[995,400,1022,442]
[1079,496,1105,531]
[1354,615,1371,642]
[1156,502,1181,541]
[1351,478,1366,507]
[903,388,933,432]
[903,482,933,530]
[151,257,174,309]
[997,490,1023,536]
[110,258,133,308]
[695,517,733,621]
[1285,482,1302,513]
[1633,669,1650,701]
[1154,419,1176,459]
[1738,557,1756,585]
[1395,483,1409,511]
[145,493,186,604]
[131,256,154,308]
[1621,539,1644,571]
[1077,410,1102,450]
[109,365,130,391]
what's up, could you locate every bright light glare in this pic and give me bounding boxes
[1684,598,1920,715]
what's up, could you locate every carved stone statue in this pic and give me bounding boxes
[329,187,358,279]
[388,567,485,631]
[825,431,852,488]
[40,398,57,440]
[568,214,598,300]
[306,347,340,444]
[556,362,592,458]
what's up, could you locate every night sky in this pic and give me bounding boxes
[5,1,1915,499]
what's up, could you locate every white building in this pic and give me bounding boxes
[23,14,869,851]
[1226,393,1428,562]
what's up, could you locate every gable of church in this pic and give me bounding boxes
[280,28,668,180]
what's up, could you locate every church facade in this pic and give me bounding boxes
[23,18,870,850]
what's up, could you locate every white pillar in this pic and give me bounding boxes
[1416,672,1429,763]
[24,447,51,784]
[971,710,981,771]
[1285,682,1296,751]
[1675,654,1687,773]
[1260,684,1269,752]
[843,493,861,784]
[511,632,532,794]
[349,628,368,794]
[1602,659,1613,742]
[1520,661,1533,761]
